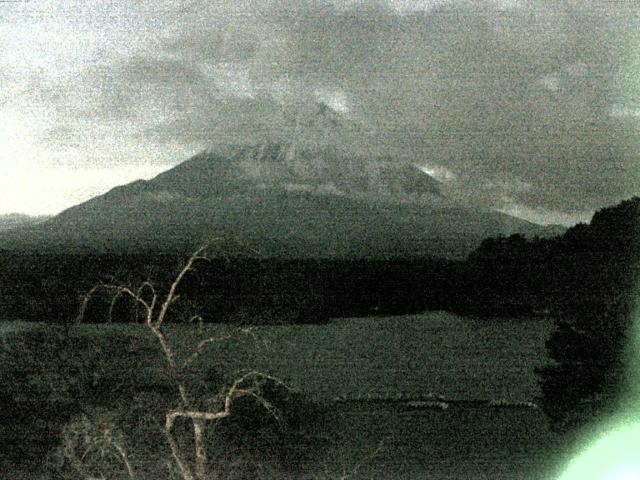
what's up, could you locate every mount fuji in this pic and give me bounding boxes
[0,103,562,258]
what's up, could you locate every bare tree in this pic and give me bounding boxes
[77,244,285,480]
[61,409,136,480]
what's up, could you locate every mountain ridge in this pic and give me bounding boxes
[0,104,564,258]
[0,144,562,259]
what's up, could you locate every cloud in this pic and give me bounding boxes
[3,0,640,220]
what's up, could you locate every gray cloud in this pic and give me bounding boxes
[5,0,640,221]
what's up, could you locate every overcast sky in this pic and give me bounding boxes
[1,0,639,224]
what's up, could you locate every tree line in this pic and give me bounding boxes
[0,252,459,324]
[460,197,640,431]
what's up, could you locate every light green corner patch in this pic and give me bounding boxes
[558,420,640,480]
[557,290,640,480]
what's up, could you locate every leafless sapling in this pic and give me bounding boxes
[77,244,286,480]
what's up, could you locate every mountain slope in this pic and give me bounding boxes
[0,105,563,258]
[0,147,558,258]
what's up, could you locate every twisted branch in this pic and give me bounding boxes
[155,243,210,328]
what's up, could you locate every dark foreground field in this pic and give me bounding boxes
[325,403,564,480]
[2,313,572,479]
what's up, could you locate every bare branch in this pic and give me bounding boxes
[165,368,288,480]
[224,370,289,414]
[76,284,105,323]
[147,323,180,375]
[188,314,203,329]
[137,281,158,321]
[245,390,285,428]
[167,409,230,428]
[192,418,207,480]
[166,370,287,431]
[182,332,234,370]
[110,439,136,480]
[107,290,123,323]
[62,414,137,480]
[77,283,154,324]
[156,243,211,328]
[182,326,261,371]
[136,280,157,300]
[164,428,195,480]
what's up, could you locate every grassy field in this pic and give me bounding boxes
[242,312,563,479]
[324,404,565,480]
[113,311,551,403]
[10,311,552,402]
[246,312,554,402]
[164,310,566,479]
[2,312,566,478]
